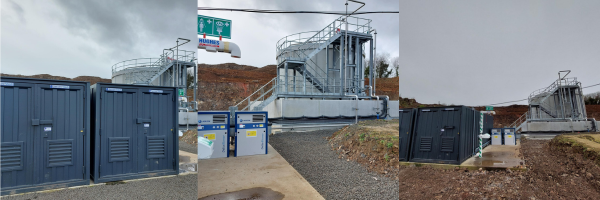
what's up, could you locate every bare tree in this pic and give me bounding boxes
[391,56,400,77]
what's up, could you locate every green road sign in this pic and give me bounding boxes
[179,89,185,97]
[198,15,232,39]
[485,106,493,111]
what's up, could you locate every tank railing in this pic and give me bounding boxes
[276,15,371,60]
[234,77,278,111]
[112,50,196,84]
[112,50,196,73]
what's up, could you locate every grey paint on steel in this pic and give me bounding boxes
[398,108,416,161]
[409,106,493,164]
[197,111,230,159]
[234,111,268,157]
[0,77,90,195]
[90,83,178,183]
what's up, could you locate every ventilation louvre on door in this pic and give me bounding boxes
[109,137,130,162]
[212,114,227,123]
[419,137,432,152]
[48,140,74,167]
[252,115,264,122]
[441,137,455,152]
[147,136,166,159]
[1,142,24,171]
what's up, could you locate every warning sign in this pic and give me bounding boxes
[204,133,216,140]
[246,130,257,137]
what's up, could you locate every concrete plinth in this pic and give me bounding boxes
[197,144,324,199]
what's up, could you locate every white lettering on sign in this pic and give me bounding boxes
[0,82,14,86]
[149,90,163,93]
[144,123,150,128]
[106,88,123,92]
[44,127,52,132]
[199,38,221,48]
[51,85,70,89]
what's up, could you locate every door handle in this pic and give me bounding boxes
[136,118,151,124]
[32,119,53,126]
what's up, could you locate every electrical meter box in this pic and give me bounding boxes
[197,111,230,159]
[234,111,268,157]
[491,128,503,145]
[503,128,516,145]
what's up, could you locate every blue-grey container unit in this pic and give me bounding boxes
[398,109,416,161]
[409,106,486,164]
[234,111,268,157]
[90,83,179,183]
[197,111,230,159]
[1,77,90,195]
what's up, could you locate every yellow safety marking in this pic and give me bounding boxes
[246,130,257,137]
[204,133,216,140]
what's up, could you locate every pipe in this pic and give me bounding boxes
[373,30,377,95]
[198,38,241,58]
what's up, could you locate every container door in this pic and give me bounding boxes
[99,87,138,178]
[36,84,86,184]
[438,108,460,162]
[138,89,175,173]
[1,82,35,189]
[398,109,413,161]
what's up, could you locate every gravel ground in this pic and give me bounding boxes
[3,174,197,200]
[269,130,400,200]
[179,140,197,154]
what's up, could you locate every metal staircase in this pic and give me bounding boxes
[510,71,588,132]
[234,16,372,112]
[112,50,195,86]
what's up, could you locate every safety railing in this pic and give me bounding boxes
[234,77,279,111]
[510,112,528,129]
[111,50,196,84]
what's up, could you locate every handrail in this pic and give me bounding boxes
[510,112,528,128]
[234,77,278,109]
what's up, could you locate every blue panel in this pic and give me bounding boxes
[1,77,90,195]
[91,83,178,183]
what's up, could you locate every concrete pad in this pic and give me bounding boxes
[461,140,525,170]
[400,140,526,171]
[179,150,198,173]
[197,144,324,199]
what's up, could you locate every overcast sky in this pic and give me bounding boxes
[1,0,197,79]
[400,0,600,106]
[197,0,400,67]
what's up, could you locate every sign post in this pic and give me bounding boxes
[198,15,232,39]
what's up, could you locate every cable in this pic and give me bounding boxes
[583,82,600,89]
[197,7,399,15]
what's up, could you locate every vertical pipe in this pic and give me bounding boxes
[293,69,296,93]
[303,65,306,94]
[369,37,373,96]
[284,62,289,93]
[326,44,329,92]
[194,64,197,110]
[355,37,359,94]
[373,31,377,95]
[340,30,345,96]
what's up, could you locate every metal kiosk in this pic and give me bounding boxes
[503,128,516,145]
[234,111,268,157]
[197,111,230,159]
[491,128,503,145]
